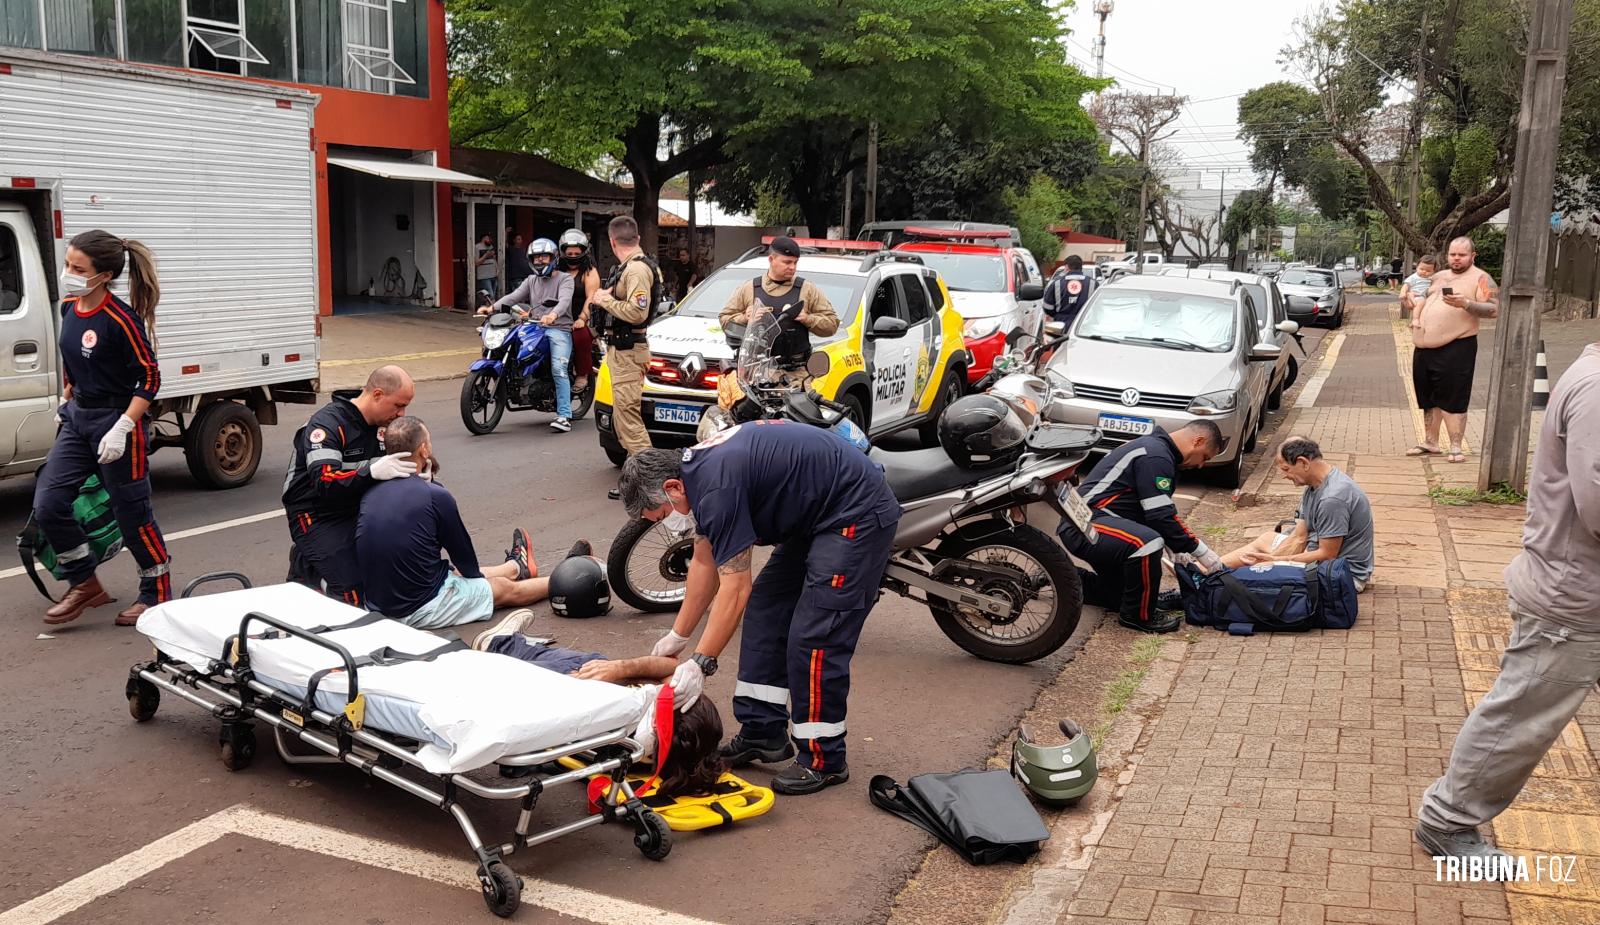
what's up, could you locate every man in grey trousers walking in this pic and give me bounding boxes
[1416,341,1600,866]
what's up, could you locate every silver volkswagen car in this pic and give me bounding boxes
[1044,275,1293,487]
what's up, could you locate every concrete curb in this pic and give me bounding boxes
[996,637,1191,925]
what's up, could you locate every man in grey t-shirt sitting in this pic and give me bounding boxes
[1219,436,1375,590]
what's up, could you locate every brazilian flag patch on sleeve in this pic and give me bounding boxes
[1155,476,1173,491]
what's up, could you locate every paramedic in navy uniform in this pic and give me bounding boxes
[617,421,900,795]
[281,365,417,606]
[33,230,171,627]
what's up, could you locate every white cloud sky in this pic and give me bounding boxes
[1061,0,1323,188]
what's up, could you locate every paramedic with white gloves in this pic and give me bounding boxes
[282,365,417,607]
[1056,421,1227,635]
[618,421,900,796]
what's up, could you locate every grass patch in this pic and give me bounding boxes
[1200,525,1231,539]
[1089,636,1168,749]
[1428,483,1528,506]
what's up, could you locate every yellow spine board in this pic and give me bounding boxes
[557,757,776,832]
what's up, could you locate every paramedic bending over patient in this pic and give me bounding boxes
[33,230,172,628]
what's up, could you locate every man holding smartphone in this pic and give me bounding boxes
[720,236,840,370]
[1407,237,1499,463]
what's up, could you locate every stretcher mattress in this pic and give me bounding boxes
[137,583,654,774]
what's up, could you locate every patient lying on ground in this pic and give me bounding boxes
[471,609,726,797]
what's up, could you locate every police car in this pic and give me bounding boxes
[593,239,971,464]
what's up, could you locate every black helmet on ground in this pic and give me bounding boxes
[548,555,611,618]
[938,394,1028,469]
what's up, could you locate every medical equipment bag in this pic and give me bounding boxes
[869,769,1049,865]
[16,474,123,602]
[1176,558,1359,632]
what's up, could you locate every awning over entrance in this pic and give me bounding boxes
[328,153,492,186]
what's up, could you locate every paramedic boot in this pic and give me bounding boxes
[1120,609,1183,634]
[115,602,150,627]
[719,732,795,767]
[44,575,114,625]
[773,761,850,796]
[1414,823,1515,877]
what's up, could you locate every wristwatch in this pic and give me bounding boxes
[690,652,718,677]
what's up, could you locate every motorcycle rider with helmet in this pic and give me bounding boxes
[558,228,603,393]
[478,237,578,432]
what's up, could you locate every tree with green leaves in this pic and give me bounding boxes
[1282,0,1600,255]
[1236,81,1326,199]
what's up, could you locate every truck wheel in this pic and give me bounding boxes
[184,402,262,490]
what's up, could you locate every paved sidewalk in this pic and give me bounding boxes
[318,308,482,391]
[1000,297,1600,924]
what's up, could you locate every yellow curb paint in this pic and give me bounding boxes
[321,348,480,368]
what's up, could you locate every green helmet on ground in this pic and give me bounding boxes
[1012,719,1098,806]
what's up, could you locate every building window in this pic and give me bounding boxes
[0,0,44,50]
[342,0,414,94]
[126,0,183,66]
[185,0,269,76]
[41,0,120,57]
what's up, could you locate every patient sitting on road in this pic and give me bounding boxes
[471,610,727,797]
[1219,436,1375,591]
[355,416,576,628]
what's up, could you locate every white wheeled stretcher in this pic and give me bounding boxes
[127,574,673,918]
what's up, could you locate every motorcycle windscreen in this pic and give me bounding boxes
[736,312,786,396]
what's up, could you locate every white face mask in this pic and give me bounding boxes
[663,508,696,534]
[60,270,97,297]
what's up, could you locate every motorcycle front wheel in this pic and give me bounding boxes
[608,517,694,613]
[569,374,597,421]
[461,369,506,435]
[926,522,1084,664]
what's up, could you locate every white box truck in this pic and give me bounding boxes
[0,48,320,490]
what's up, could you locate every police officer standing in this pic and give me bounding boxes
[618,422,900,795]
[590,215,662,464]
[1043,255,1095,329]
[282,365,418,606]
[719,236,839,366]
[1058,421,1225,633]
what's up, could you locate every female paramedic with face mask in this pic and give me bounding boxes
[33,229,172,627]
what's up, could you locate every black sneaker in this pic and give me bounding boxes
[718,734,795,767]
[773,761,849,796]
[1156,589,1183,612]
[505,528,533,581]
[565,539,592,560]
[607,488,621,501]
[1119,610,1183,634]
[550,417,572,433]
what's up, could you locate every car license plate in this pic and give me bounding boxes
[653,402,704,425]
[1060,486,1094,535]
[1097,413,1154,436]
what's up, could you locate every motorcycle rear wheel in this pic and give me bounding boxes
[461,370,506,435]
[569,375,597,421]
[926,522,1083,664]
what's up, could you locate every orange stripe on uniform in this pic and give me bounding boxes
[842,524,856,539]
[102,307,159,396]
[1094,490,1123,510]
[808,648,825,769]
[137,525,161,563]
[1092,523,1144,547]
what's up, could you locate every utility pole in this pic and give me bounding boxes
[1092,0,1114,81]
[1133,155,1150,271]
[1217,167,1228,263]
[1404,11,1428,291]
[1479,0,1575,492]
[842,169,854,238]
[864,122,878,225]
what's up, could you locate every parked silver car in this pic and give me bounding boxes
[1276,266,1345,327]
[1155,266,1301,410]
[1043,276,1293,488]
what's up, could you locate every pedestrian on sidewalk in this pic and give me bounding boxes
[475,233,500,300]
[1406,237,1499,464]
[505,232,532,292]
[1416,341,1600,867]
[34,230,173,626]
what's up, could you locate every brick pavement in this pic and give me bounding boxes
[1006,295,1600,924]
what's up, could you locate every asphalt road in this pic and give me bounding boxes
[0,380,1092,925]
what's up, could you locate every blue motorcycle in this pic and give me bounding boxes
[460,298,597,435]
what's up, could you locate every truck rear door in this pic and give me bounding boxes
[0,205,57,472]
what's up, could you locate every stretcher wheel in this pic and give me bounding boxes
[479,860,521,918]
[634,810,672,861]
[127,679,160,722]
[219,727,257,771]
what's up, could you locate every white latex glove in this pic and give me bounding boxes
[97,415,136,464]
[369,452,417,481]
[652,629,690,659]
[669,658,705,712]
[1197,550,1224,574]
[418,459,435,483]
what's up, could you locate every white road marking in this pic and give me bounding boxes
[0,804,727,925]
[0,510,283,582]
[1294,332,1346,408]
